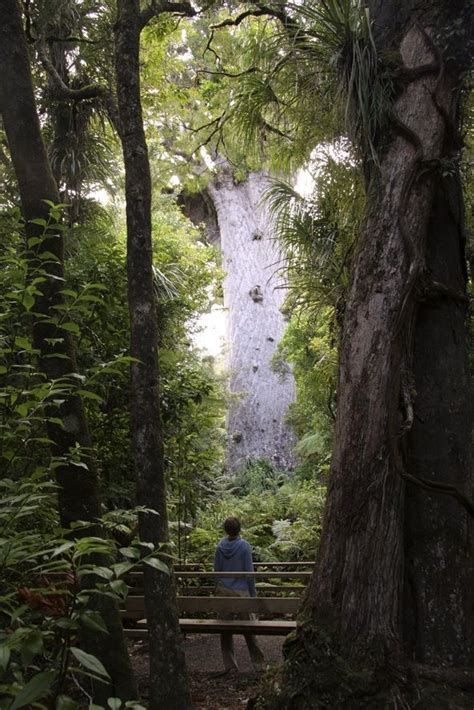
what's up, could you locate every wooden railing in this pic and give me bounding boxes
[122,564,314,638]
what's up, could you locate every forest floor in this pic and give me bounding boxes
[129,634,284,709]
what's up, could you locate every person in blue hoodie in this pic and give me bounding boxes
[214,516,265,672]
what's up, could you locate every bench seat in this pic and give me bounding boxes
[122,595,300,619]
[123,618,296,638]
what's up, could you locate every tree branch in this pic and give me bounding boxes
[211,8,270,29]
[211,1,302,37]
[37,41,121,135]
[45,35,99,45]
[140,0,196,29]
[195,67,259,79]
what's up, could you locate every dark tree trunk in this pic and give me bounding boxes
[114,2,191,707]
[0,2,137,703]
[404,175,473,666]
[257,3,473,707]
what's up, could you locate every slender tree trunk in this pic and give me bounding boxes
[0,2,137,703]
[257,3,473,707]
[114,2,191,707]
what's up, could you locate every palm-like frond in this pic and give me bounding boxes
[265,177,339,301]
[288,0,393,164]
[153,263,187,301]
[226,0,393,168]
[264,144,365,312]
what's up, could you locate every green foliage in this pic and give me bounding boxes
[0,475,152,710]
[291,0,394,164]
[57,193,225,509]
[266,153,364,477]
[188,463,326,564]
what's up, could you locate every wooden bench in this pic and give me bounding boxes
[123,567,312,638]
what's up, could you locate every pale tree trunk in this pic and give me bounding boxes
[207,167,296,472]
[257,3,473,707]
[114,2,191,707]
[0,1,137,704]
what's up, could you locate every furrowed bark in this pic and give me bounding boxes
[256,3,473,707]
[0,2,137,703]
[404,174,473,665]
[304,21,449,656]
[114,2,191,707]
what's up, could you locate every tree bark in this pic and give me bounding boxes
[304,20,451,655]
[114,2,191,707]
[206,167,297,472]
[403,174,473,666]
[0,1,137,703]
[256,3,473,707]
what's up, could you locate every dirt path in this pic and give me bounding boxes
[130,634,284,709]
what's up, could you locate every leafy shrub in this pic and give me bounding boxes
[187,469,326,564]
[0,475,161,709]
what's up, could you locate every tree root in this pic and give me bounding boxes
[250,622,474,709]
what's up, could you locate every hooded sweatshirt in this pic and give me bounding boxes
[213,536,256,597]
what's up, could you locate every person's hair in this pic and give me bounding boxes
[223,516,241,537]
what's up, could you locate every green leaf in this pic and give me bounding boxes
[107,699,122,710]
[0,645,10,675]
[23,292,35,312]
[20,630,43,663]
[109,580,128,598]
[56,695,80,710]
[70,461,89,470]
[119,547,141,560]
[143,557,169,574]
[10,670,55,709]
[111,561,134,579]
[77,390,103,402]
[80,610,109,635]
[14,336,31,351]
[83,565,114,580]
[0,366,7,375]
[56,618,79,631]
[52,541,74,558]
[40,251,60,262]
[70,647,110,680]
[60,322,80,335]
[27,236,43,248]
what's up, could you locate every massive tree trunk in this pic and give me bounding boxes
[206,167,297,472]
[403,175,473,666]
[257,3,473,707]
[0,1,138,704]
[114,2,191,708]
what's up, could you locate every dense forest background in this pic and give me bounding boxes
[0,0,472,708]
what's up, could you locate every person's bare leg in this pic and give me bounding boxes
[220,633,238,672]
[244,633,265,671]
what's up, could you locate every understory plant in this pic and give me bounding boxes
[0,474,164,709]
[188,462,326,564]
